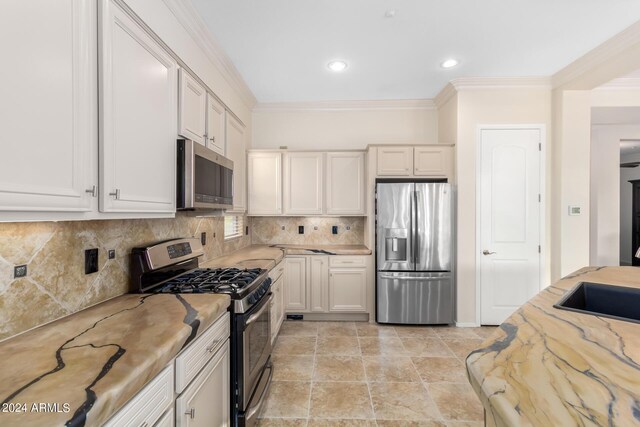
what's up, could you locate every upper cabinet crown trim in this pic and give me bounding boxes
[160,0,257,109]
[254,99,435,112]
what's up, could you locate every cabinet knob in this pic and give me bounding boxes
[85,185,97,198]
[108,189,120,200]
[185,408,196,419]
[210,136,215,142]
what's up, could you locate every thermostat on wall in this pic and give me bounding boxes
[568,206,581,216]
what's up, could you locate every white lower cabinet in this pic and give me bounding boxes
[310,256,329,312]
[284,257,308,311]
[105,314,230,427]
[156,407,175,427]
[270,260,286,344]
[104,365,174,427]
[284,256,368,314]
[329,269,367,312]
[176,341,230,427]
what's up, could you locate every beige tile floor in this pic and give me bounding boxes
[258,321,497,427]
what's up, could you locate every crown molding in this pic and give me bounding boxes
[450,76,552,90]
[594,77,640,90]
[162,0,257,109]
[253,99,436,113]
[434,83,457,108]
[552,20,640,90]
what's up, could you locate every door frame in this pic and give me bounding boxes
[475,124,546,326]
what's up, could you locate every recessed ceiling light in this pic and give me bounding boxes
[441,59,459,69]
[385,9,397,18]
[328,60,348,72]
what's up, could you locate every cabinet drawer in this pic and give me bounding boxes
[175,312,230,393]
[104,365,174,427]
[269,261,285,282]
[329,256,367,268]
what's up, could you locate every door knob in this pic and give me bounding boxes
[482,250,496,255]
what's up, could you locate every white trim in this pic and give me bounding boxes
[595,77,640,90]
[434,83,457,108]
[454,322,479,328]
[161,0,257,109]
[552,20,640,90]
[253,99,436,112]
[451,77,551,90]
[475,124,546,326]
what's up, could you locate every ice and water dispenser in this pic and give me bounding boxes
[384,228,408,262]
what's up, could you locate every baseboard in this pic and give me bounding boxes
[620,261,632,266]
[455,322,480,328]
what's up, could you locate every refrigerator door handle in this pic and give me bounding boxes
[379,274,449,281]
[413,190,419,267]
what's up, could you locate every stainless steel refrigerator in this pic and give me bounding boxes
[376,182,455,324]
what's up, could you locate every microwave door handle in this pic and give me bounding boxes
[246,293,273,326]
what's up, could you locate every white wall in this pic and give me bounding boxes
[252,104,438,150]
[453,88,552,325]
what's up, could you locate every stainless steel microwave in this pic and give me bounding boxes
[177,139,233,210]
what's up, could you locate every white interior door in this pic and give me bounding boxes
[480,127,542,325]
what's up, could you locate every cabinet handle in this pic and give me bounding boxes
[185,408,196,419]
[108,189,120,200]
[210,136,215,142]
[206,341,219,353]
[85,185,97,198]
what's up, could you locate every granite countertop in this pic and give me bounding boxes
[0,293,230,427]
[466,266,640,427]
[200,244,371,271]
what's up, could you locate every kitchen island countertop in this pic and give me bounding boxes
[0,293,230,427]
[466,266,640,427]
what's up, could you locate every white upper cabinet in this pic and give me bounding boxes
[178,69,206,145]
[226,114,246,212]
[206,95,226,155]
[248,152,282,215]
[99,0,177,213]
[376,147,413,176]
[0,0,97,213]
[284,152,324,215]
[414,146,453,177]
[326,152,365,215]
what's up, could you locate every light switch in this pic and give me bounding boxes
[568,206,581,216]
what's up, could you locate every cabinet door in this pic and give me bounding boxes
[376,147,413,176]
[0,0,97,213]
[414,146,452,177]
[178,69,206,145]
[99,0,177,213]
[270,276,283,344]
[206,95,225,155]
[226,115,246,212]
[284,257,307,312]
[176,342,230,427]
[310,256,329,312]
[283,153,324,215]
[326,152,365,215]
[329,269,367,312]
[248,152,282,215]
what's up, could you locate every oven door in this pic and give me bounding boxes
[242,292,273,408]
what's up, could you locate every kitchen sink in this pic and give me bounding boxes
[553,282,640,324]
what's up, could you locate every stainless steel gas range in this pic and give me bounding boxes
[131,238,273,427]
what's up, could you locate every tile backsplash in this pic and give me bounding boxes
[251,217,364,245]
[0,214,250,341]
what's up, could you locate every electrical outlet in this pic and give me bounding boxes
[201,232,207,246]
[281,226,285,231]
[298,226,304,234]
[332,226,338,235]
[14,264,27,278]
[246,226,249,235]
[108,250,116,260]
[85,248,99,274]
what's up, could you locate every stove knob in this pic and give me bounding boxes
[248,295,256,304]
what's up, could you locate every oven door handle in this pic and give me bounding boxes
[246,293,273,326]
[245,362,273,420]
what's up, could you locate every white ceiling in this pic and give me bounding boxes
[191,0,640,103]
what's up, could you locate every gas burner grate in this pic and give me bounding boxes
[159,267,263,294]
